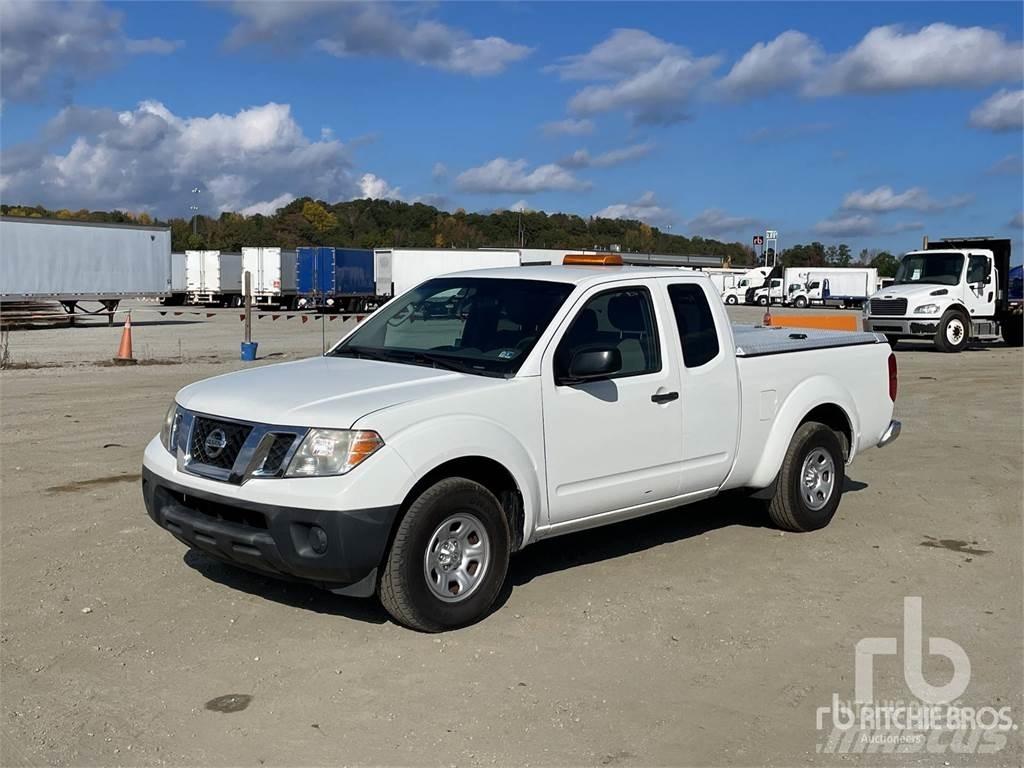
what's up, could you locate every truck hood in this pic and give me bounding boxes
[872,283,953,302]
[175,356,497,429]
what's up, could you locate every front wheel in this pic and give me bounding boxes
[935,311,969,353]
[379,478,510,632]
[758,296,769,306]
[794,296,808,309]
[767,422,846,532]
[725,295,738,306]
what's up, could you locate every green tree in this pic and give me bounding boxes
[870,251,900,277]
[302,200,338,233]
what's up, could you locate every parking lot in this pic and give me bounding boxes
[2,304,1021,766]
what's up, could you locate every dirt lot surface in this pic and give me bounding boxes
[2,303,1022,766]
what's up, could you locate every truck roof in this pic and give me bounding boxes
[444,264,699,287]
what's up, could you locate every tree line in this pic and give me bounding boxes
[2,198,900,275]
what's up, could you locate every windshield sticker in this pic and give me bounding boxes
[497,349,515,360]
[911,268,922,280]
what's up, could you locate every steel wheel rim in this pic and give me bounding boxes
[423,513,491,603]
[946,318,964,344]
[800,448,835,511]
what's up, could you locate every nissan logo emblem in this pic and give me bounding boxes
[204,429,228,458]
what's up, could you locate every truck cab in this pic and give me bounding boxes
[864,238,1023,351]
[721,267,769,305]
[752,278,784,306]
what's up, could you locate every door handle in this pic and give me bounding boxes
[651,391,679,404]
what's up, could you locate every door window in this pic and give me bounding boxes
[967,255,988,284]
[667,284,720,367]
[556,287,660,379]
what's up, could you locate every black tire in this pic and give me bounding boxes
[379,478,510,632]
[758,296,769,306]
[1002,315,1023,347]
[794,296,808,309]
[767,422,846,532]
[885,335,900,349]
[934,310,969,353]
[725,295,738,306]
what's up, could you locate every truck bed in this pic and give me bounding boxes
[732,324,883,357]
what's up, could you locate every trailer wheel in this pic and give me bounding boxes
[935,310,969,353]
[767,422,846,532]
[1002,315,1023,347]
[724,295,738,306]
[379,478,510,632]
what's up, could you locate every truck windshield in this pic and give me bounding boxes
[894,252,964,286]
[330,277,573,377]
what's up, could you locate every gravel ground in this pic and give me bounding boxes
[2,301,1021,766]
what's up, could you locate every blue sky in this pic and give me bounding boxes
[2,1,1022,256]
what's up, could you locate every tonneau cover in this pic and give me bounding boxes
[732,324,883,357]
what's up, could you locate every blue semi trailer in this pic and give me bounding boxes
[296,247,383,312]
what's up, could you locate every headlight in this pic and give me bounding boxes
[913,304,940,314]
[285,429,383,477]
[160,402,181,453]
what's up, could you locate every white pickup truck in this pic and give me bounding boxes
[143,257,901,631]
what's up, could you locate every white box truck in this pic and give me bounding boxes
[242,247,298,309]
[720,267,770,305]
[786,268,878,309]
[185,250,243,307]
[374,248,522,298]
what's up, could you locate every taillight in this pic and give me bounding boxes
[888,352,898,401]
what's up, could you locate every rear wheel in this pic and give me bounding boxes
[935,310,969,353]
[379,478,510,632]
[767,422,846,532]
[1002,315,1023,347]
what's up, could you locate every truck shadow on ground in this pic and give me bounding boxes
[182,479,869,627]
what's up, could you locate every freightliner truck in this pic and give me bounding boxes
[863,237,1023,351]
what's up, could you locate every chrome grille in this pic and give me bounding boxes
[190,417,252,470]
[870,298,908,316]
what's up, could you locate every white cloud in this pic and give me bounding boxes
[224,1,530,76]
[359,173,402,200]
[841,186,970,213]
[986,154,1022,176]
[455,158,588,194]
[810,23,1024,96]
[593,191,675,226]
[432,162,448,181]
[559,141,654,169]
[0,0,182,102]
[970,89,1024,132]
[239,193,296,217]
[552,29,720,125]
[541,118,595,136]
[0,100,360,215]
[718,31,823,99]
[687,209,758,238]
[814,215,878,237]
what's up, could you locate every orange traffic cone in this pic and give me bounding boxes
[763,306,772,327]
[113,313,137,365]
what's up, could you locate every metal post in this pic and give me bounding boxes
[244,271,252,344]
[922,235,928,250]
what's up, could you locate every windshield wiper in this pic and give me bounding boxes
[410,351,487,375]
[332,345,402,363]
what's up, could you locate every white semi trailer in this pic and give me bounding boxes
[0,216,172,321]
[242,247,298,308]
[185,250,244,307]
[373,248,523,298]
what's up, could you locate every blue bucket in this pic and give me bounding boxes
[240,341,258,361]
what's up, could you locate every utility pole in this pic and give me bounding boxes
[190,186,202,236]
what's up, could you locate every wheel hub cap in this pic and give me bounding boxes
[800,448,836,511]
[424,513,491,603]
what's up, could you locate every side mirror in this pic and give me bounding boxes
[559,347,622,384]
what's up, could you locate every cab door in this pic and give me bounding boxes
[540,280,684,525]
[663,279,739,492]
[963,253,996,318]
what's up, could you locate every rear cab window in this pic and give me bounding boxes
[667,283,720,368]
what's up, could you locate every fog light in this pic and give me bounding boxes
[309,526,328,555]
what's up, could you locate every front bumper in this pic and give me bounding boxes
[864,317,938,337]
[142,466,399,596]
[877,420,901,448]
